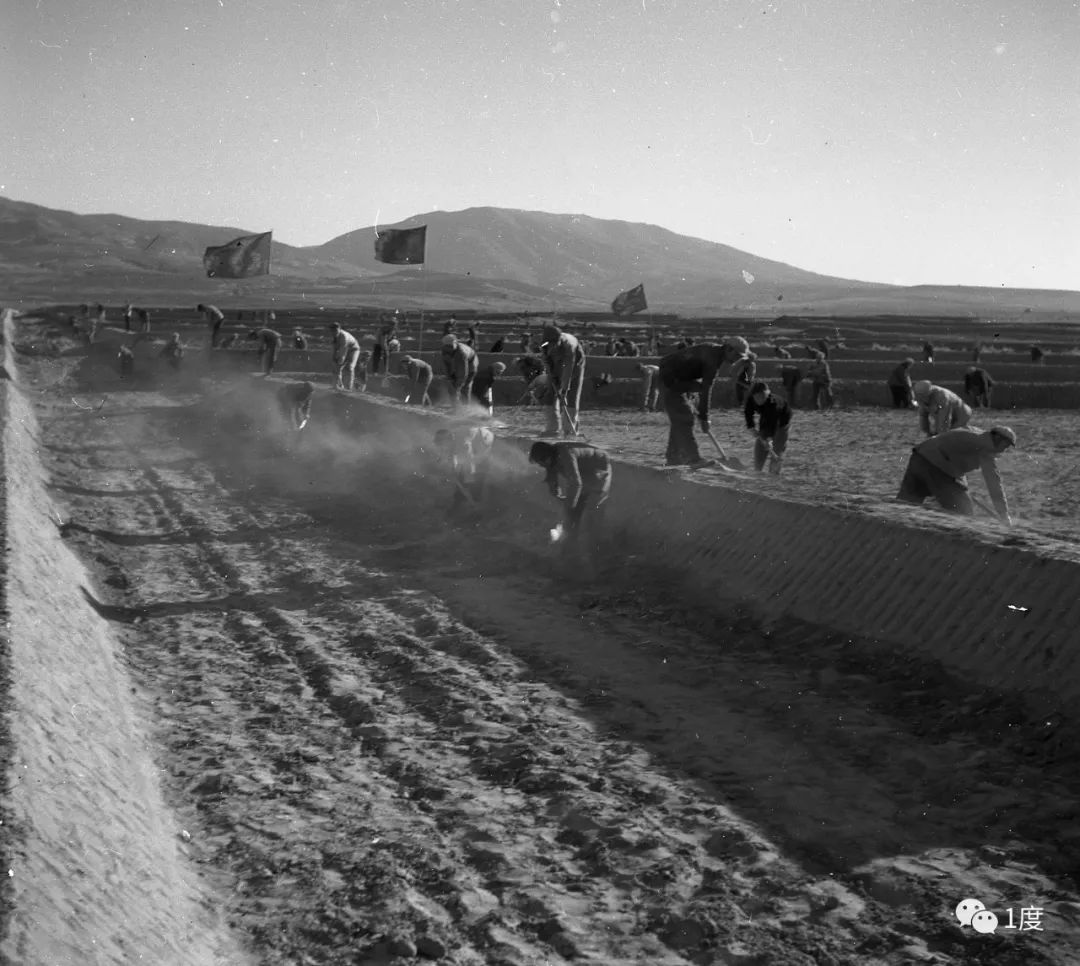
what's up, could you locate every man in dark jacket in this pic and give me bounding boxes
[247,327,282,375]
[472,361,507,416]
[963,366,994,408]
[529,441,612,547]
[278,381,315,430]
[744,381,791,474]
[887,358,915,408]
[657,337,749,467]
[779,363,803,407]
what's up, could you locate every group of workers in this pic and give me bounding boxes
[269,331,1017,564]
[100,307,1021,534]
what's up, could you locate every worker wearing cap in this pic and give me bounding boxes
[441,333,478,408]
[896,426,1016,524]
[540,323,586,437]
[887,358,915,408]
[914,380,972,437]
[657,337,749,467]
[744,380,791,474]
[398,355,434,406]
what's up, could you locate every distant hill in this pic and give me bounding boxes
[311,206,889,308]
[2,196,1078,318]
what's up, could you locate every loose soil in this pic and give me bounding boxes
[7,315,1080,965]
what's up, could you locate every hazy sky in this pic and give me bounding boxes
[5,0,1078,289]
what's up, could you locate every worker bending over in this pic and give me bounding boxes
[744,381,791,474]
[657,337,749,467]
[896,426,1016,525]
[434,426,495,512]
[398,355,434,406]
[540,323,586,437]
[278,381,315,431]
[914,380,972,437]
[441,334,479,408]
[529,441,612,549]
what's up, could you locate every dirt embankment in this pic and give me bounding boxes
[0,311,247,965]
[5,310,1080,965]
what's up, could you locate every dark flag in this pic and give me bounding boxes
[203,232,272,278]
[374,225,427,265]
[611,282,647,316]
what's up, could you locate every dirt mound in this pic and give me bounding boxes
[0,378,246,961]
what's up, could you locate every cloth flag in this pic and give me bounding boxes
[611,282,647,316]
[203,232,272,278]
[374,225,427,265]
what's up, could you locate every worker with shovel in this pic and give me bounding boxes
[434,425,495,514]
[744,380,791,475]
[398,355,435,406]
[278,381,315,431]
[896,426,1016,525]
[540,323,586,437]
[529,440,612,553]
[657,337,750,469]
[441,334,479,409]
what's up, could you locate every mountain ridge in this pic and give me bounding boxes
[2,196,1078,317]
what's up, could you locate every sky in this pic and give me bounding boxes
[4,0,1079,290]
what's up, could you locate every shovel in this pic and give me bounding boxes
[557,391,581,437]
[704,428,746,470]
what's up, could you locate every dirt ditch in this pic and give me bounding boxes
[4,315,1080,965]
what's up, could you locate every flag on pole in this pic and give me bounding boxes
[611,282,647,316]
[203,232,272,278]
[374,225,427,265]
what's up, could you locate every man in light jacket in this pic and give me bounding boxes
[914,380,972,436]
[896,426,1016,524]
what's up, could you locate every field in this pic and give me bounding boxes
[4,310,1080,965]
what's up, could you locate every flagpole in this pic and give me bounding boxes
[418,263,425,355]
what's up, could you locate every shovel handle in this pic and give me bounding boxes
[704,428,730,460]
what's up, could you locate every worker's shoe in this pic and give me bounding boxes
[687,458,716,469]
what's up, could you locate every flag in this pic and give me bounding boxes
[203,232,272,278]
[374,225,427,265]
[611,283,647,316]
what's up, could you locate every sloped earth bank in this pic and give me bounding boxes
[10,323,1080,965]
[490,405,1080,552]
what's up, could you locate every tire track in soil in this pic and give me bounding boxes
[31,377,1078,965]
